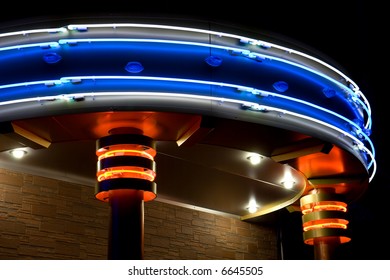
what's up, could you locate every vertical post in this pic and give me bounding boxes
[108,189,145,260]
[313,237,340,260]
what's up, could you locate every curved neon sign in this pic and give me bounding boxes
[0,23,376,181]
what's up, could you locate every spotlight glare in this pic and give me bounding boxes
[247,205,258,214]
[247,153,262,165]
[247,199,259,214]
[10,149,27,159]
[281,180,295,189]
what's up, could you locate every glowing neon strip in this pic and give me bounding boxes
[65,23,371,121]
[0,80,63,90]
[0,75,371,144]
[97,168,156,182]
[0,27,67,39]
[97,149,154,161]
[303,222,348,231]
[301,204,347,215]
[0,42,60,52]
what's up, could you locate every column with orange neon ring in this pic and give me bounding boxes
[300,189,350,260]
[95,133,157,260]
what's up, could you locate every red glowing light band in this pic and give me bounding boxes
[303,218,348,231]
[303,229,351,245]
[97,166,156,182]
[97,145,156,161]
[301,201,347,215]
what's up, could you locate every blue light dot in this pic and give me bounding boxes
[125,61,144,73]
[205,55,223,67]
[273,81,289,92]
[322,88,336,98]
[43,52,62,64]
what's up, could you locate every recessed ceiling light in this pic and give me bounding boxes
[247,153,262,165]
[281,180,295,189]
[247,205,259,214]
[9,149,27,159]
[247,199,259,213]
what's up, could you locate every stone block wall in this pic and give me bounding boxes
[0,168,278,259]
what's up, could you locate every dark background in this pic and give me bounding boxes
[0,1,386,259]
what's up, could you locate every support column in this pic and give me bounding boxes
[108,189,144,259]
[300,188,350,260]
[95,133,157,260]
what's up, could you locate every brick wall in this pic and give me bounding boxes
[0,168,278,260]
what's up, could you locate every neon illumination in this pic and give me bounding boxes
[96,144,157,183]
[1,26,372,121]
[97,166,156,182]
[301,201,348,215]
[96,145,156,161]
[300,192,350,245]
[95,135,157,202]
[303,218,349,231]
[0,74,371,137]
[64,23,370,106]
[0,22,376,184]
